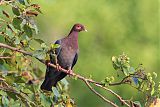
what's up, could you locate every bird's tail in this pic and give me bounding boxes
[41,67,67,91]
[40,77,56,91]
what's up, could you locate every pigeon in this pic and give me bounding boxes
[41,23,87,91]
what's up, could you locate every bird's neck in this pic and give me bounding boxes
[67,31,79,49]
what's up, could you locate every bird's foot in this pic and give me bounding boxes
[67,69,73,75]
[56,64,61,71]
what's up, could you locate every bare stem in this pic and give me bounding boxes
[0,56,11,59]
[84,80,119,107]
[0,43,32,56]
[95,83,130,107]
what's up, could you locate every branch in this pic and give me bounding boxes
[95,83,130,107]
[0,43,32,56]
[0,43,45,63]
[48,63,131,107]
[84,80,118,107]
[0,42,131,107]
[47,63,124,107]
[0,56,11,59]
[109,75,131,86]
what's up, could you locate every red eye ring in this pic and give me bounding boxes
[76,26,81,29]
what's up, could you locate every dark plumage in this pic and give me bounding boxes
[41,23,87,91]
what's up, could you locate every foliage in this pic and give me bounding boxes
[0,0,159,107]
[111,53,160,97]
[111,53,160,106]
[0,0,74,107]
[101,53,160,106]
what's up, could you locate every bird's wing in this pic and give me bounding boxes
[71,53,78,69]
[41,39,62,91]
[54,40,61,55]
[50,40,61,64]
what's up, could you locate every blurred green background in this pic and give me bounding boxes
[34,0,159,106]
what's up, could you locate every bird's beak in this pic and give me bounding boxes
[84,29,88,32]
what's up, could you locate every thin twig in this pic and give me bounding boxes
[95,83,130,107]
[0,56,11,59]
[0,43,32,56]
[109,76,130,86]
[84,80,118,107]
[0,43,45,63]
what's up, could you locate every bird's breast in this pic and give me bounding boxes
[58,46,77,68]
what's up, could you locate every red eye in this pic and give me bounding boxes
[76,26,81,29]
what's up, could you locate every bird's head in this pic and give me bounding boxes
[72,23,87,32]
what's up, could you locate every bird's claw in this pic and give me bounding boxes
[67,69,73,75]
[56,64,61,71]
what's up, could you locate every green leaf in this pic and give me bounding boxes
[0,64,7,71]
[153,72,157,78]
[22,88,32,94]
[51,44,60,49]
[27,0,31,4]
[40,43,49,52]
[0,91,6,96]
[2,96,9,107]
[29,46,35,50]
[34,38,45,44]
[9,99,20,107]
[14,36,20,45]
[61,78,69,86]
[29,84,39,93]
[6,92,17,100]
[14,76,26,83]
[0,59,5,65]
[6,28,14,39]
[5,74,15,84]
[41,43,47,49]
[30,21,39,34]
[12,7,20,16]
[40,93,52,107]
[130,67,136,72]
[53,88,60,97]
[123,68,129,76]
[8,24,18,33]
[123,63,130,69]
[23,24,33,37]
[133,101,141,107]
[5,74,26,84]
[151,88,155,96]
[33,50,46,60]
[12,17,22,30]
[18,0,25,5]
